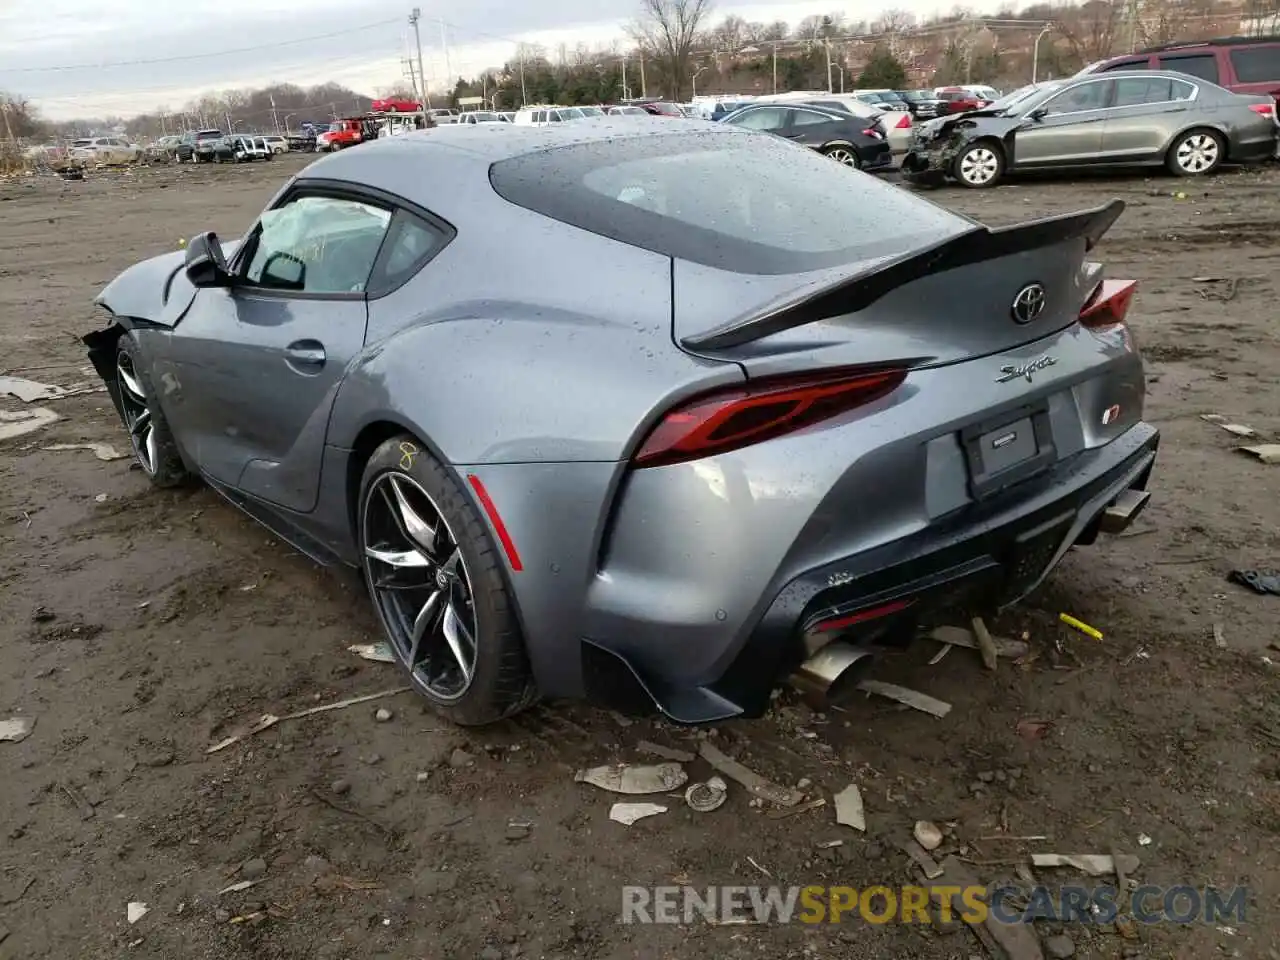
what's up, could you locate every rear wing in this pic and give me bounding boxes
[683,199,1125,352]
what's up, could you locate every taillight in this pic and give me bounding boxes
[895,114,912,129]
[1079,279,1138,329]
[632,368,907,468]
[862,128,882,138]
[1248,102,1275,116]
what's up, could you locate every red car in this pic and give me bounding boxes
[1077,35,1280,105]
[371,97,423,113]
[936,87,992,114]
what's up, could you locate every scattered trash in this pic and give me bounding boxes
[43,442,127,461]
[608,802,668,825]
[1059,613,1103,641]
[833,784,866,832]
[218,880,261,895]
[0,376,68,402]
[0,407,60,441]
[746,856,772,878]
[855,680,952,718]
[575,762,687,795]
[913,820,943,851]
[374,707,393,723]
[1212,623,1227,649]
[1031,853,1140,876]
[348,641,396,663]
[206,687,410,753]
[127,902,149,925]
[927,644,952,665]
[94,493,109,503]
[766,797,826,820]
[505,819,532,840]
[1238,444,1280,465]
[902,840,945,880]
[636,740,695,763]
[1137,833,1153,846]
[698,742,803,807]
[816,839,843,849]
[929,625,1029,660]
[934,856,1047,960]
[0,716,34,743]
[1199,414,1256,437]
[685,776,728,812]
[1228,569,1280,596]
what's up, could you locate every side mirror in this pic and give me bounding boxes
[1028,106,1049,121]
[184,231,232,288]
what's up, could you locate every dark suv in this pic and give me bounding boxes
[1078,35,1280,104]
[177,129,225,163]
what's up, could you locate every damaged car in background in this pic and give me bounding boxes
[902,70,1279,188]
[84,121,1157,728]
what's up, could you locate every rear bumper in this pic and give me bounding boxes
[581,422,1159,723]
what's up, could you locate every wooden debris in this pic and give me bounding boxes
[971,617,999,671]
[934,856,1045,960]
[929,625,1030,659]
[856,680,952,718]
[698,742,803,807]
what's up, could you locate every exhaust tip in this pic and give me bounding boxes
[791,641,876,708]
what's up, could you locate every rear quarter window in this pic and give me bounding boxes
[1230,46,1280,83]
[489,131,971,275]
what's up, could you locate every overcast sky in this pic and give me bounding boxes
[1,0,954,120]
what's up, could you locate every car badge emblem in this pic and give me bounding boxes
[997,355,1057,383]
[1011,283,1047,324]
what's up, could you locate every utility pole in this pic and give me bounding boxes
[518,49,527,104]
[409,8,432,110]
[772,41,778,95]
[823,16,833,94]
[621,57,628,100]
[270,94,280,134]
[639,55,647,97]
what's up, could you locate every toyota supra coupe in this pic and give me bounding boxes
[85,120,1158,726]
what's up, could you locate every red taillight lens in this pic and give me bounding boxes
[1248,102,1274,116]
[1079,279,1138,329]
[632,368,907,468]
[895,114,912,129]
[862,128,882,138]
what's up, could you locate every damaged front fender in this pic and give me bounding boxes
[902,115,1025,180]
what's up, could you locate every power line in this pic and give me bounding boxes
[0,17,403,73]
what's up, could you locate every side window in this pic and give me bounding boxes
[550,111,564,122]
[791,109,833,127]
[1230,47,1280,83]
[1113,76,1174,106]
[1042,80,1111,114]
[243,195,393,296]
[1157,53,1219,83]
[729,107,786,131]
[1171,78,1195,101]
[533,111,545,123]
[368,210,452,295]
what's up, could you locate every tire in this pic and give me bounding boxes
[952,140,1005,188]
[822,144,861,168]
[114,333,189,488]
[1166,128,1224,177]
[358,435,537,725]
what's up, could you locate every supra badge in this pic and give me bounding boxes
[996,355,1057,384]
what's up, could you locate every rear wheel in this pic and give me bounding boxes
[953,140,1005,188]
[115,334,188,488]
[358,436,537,725]
[1167,128,1223,176]
[822,144,861,168]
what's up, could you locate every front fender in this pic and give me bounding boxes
[94,239,242,327]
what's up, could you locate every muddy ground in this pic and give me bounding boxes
[1,155,1278,960]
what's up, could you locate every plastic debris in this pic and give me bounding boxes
[1229,569,1280,596]
[636,740,695,763]
[0,408,60,441]
[698,742,804,807]
[127,902,149,924]
[218,880,261,895]
[0,717,35,743]
[685,776,728,812]
[608,802,667,825]
[1238,444,1280,465]
[833,784,866,832]
[575,762,687,795]
[913,820,943,851]
[43,442,127,461]
[0,376,68,402]
[206,687,410,753]
[1031,853,1139,876]
[1213,623,1227,649]
[855,680,952,718]
[1137,833,1153,846]
[1199,414,1256,437]
[1059,613,1103,641]
[348,641,396,663]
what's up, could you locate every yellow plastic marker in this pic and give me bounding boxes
[1059,613,1103,641]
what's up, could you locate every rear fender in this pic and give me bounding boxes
[1162,122,1230,157]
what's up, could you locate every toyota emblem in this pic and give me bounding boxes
[1011,283,1047,324]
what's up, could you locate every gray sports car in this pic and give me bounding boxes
[902,69,1278,187]
[85,120,1159,726]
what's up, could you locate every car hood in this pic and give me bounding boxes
[918,110,1023,140]
[95,238,243,327]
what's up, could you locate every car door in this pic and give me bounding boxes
[783,108,840,149]
[165,189,394,512]
[1014,78,1113,166]
[724,106,788,134]
[1100,75,1197,161]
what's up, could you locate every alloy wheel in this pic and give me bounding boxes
[959,147,999,185]
[1176,134,1218,174]
[826,147,858,167]
[362,472,478,702]
[116,352,157,475]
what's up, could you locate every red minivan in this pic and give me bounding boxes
[1080,35,1280,104]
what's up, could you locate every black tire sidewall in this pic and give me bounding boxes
[357,434,535,725]
[115,333,189,487]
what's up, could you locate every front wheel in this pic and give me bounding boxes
[953,141,1005,188]
[114,334,189,488]
[822,144,861,168]
[1167,129,1223,177]
[358,436,537,725]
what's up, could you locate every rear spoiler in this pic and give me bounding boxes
[682,199,1125,352]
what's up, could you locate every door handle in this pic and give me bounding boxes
[285,340,325,365]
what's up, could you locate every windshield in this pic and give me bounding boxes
[197,130,221,140]
[578,106,604,117]
[993,80,1067,114]
[490,131,968,275]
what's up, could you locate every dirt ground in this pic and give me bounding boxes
[1,155,1278,960]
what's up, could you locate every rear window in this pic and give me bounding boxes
[489,131,968,275]
[1157,52,1219,83]
[1230,46,1280,83]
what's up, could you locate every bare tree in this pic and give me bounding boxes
[1,92,42,140]
[1136,0,1192,47]
[1057,0,1123,62]
[872,8,917,34]
[631,0,715,101]
[711,14,749,51]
